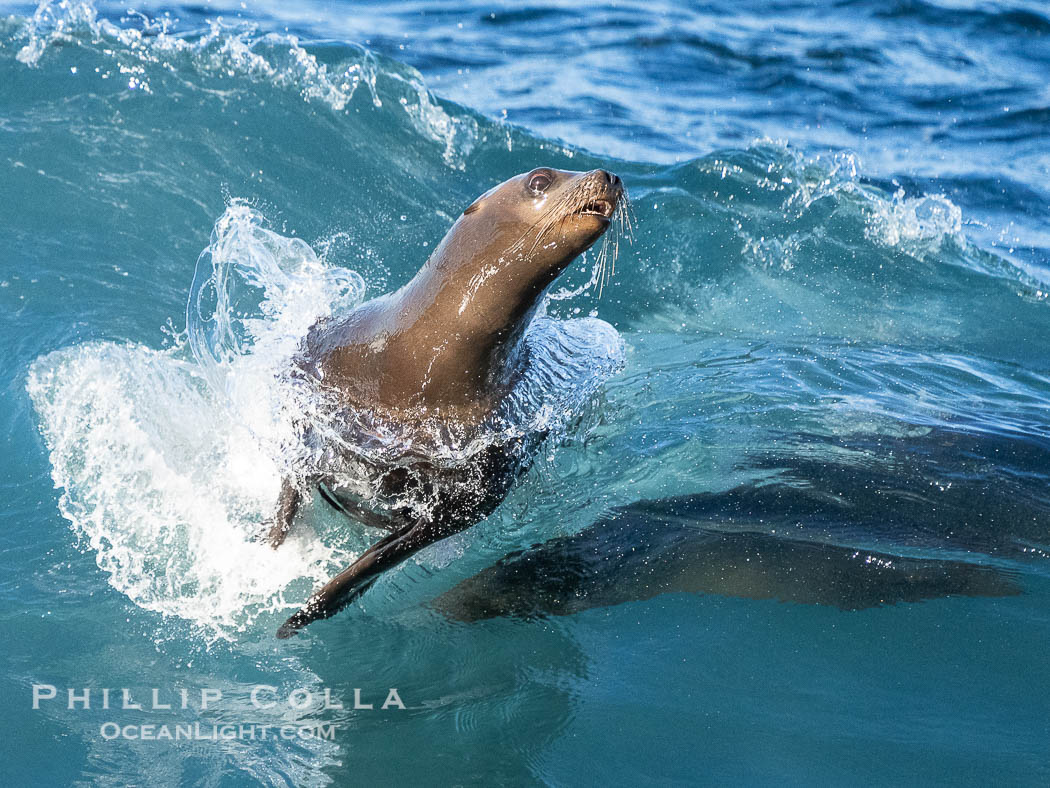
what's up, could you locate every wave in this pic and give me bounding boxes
[11,0,1050,637]
[605,143,1050,365]
[4,1,1045,304]
[9,0,481,166]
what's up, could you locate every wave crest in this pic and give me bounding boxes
[12,0,478,166]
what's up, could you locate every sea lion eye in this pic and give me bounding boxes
[526,169,554,195]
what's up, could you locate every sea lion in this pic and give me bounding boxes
[432,494,1020,622]
[271,166,627,637]
[434,429,1033,621]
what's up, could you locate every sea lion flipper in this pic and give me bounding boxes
[316,484,409,532]
[267,479,302,548]
[276,518,431,638]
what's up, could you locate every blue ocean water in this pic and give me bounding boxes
[3,0,1050,784]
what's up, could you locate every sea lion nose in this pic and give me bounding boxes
[599,170,622,190]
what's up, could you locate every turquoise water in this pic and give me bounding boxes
[3,1,1050,784]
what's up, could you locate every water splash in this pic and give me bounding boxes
[27,202,624,637]
[26,339,349,637]
[188,202,365,388]
[864,188,963,257]
[24,204,372,636]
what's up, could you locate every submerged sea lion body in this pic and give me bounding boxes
[272,167,626,637]
[435,431,1032,621]
[432,495,1020,622]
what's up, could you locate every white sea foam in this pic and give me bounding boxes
[864,188,963,256]
[26,205,368,636]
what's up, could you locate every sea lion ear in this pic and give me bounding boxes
[462,183,501,215]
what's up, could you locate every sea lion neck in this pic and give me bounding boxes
[408,225,557,342]
[311,234,557,417]
[388,229,557,402]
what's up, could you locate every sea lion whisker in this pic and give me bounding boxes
[512,182,596,258]
[611,190,634,244]
[596,234,612,298]
[514,187,583,253]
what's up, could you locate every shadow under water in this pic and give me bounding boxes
[435,427,1047,621]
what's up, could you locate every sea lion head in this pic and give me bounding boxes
[353,168,628,410]
[416,167,627,338]
[459,166,625,283]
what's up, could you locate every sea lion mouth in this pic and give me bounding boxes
[578,198,615,220]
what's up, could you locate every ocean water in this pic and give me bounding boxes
[3,0,1050,784]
